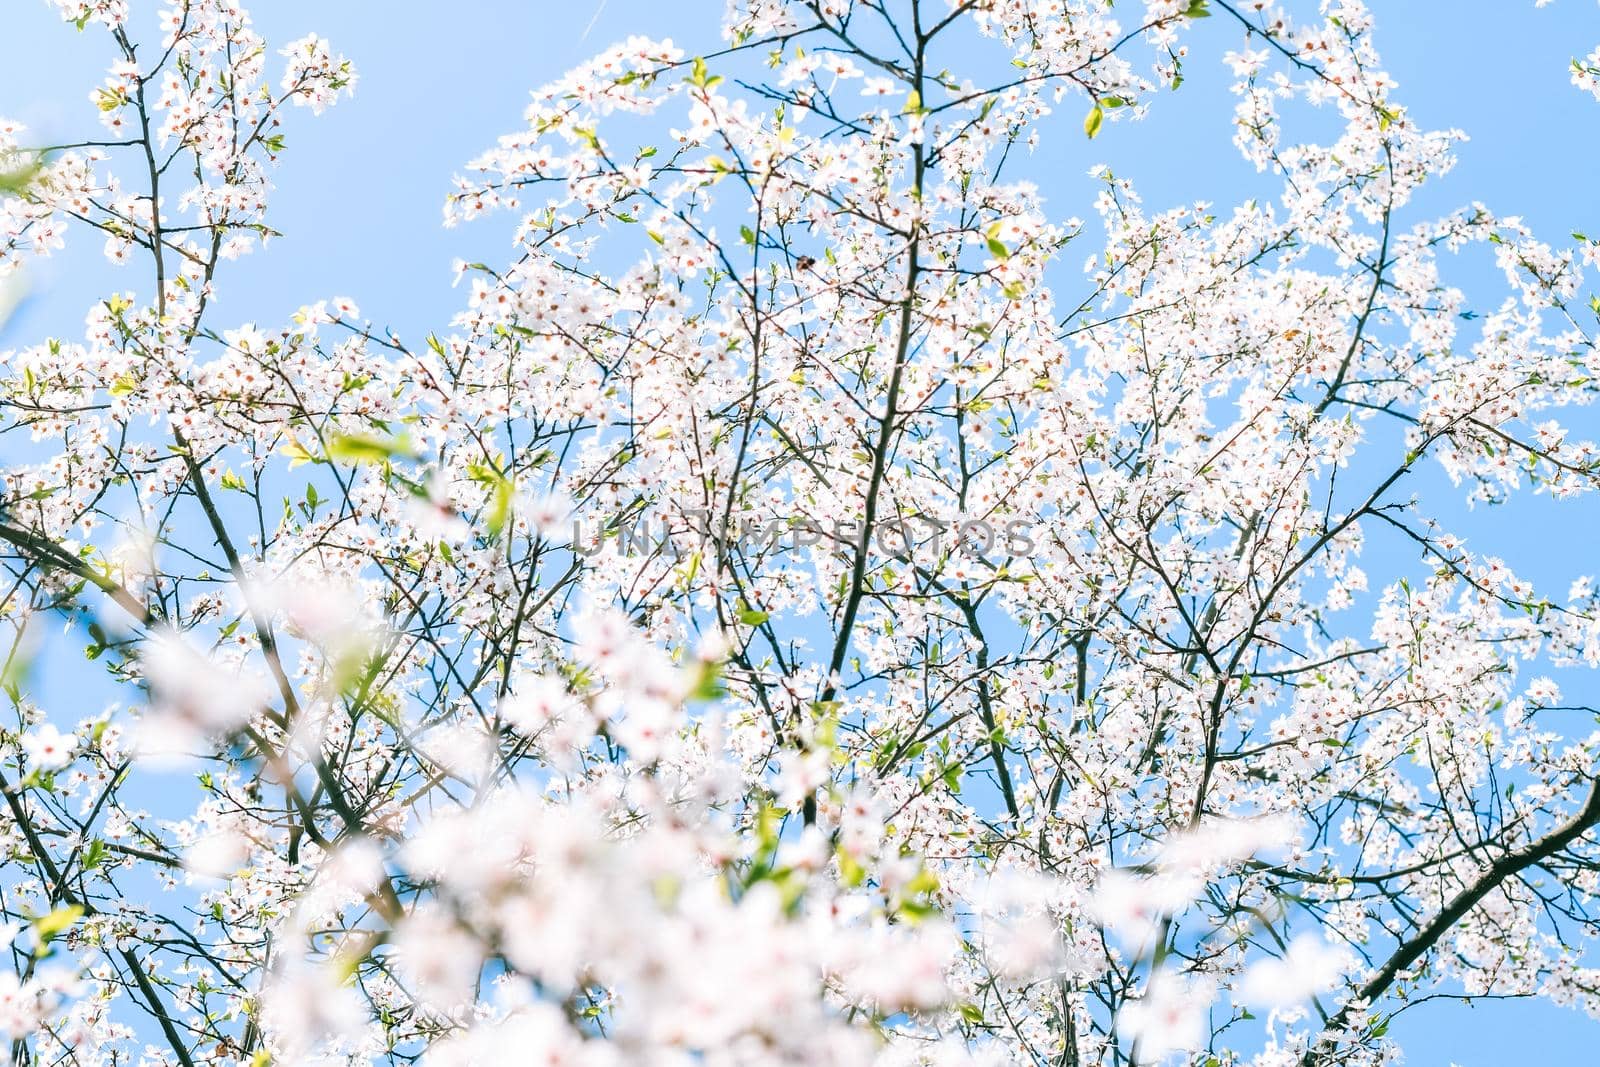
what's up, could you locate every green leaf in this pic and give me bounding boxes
[686,56,722,90]
[486,472,515,540]
[326,432,414,465]
[279,439,320,469]
[687,659,724,702]
[1084,104,1104,139]
[1183,0,1212,17]
[33,904,84,945]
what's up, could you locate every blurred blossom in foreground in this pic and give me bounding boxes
[136,632,269,763]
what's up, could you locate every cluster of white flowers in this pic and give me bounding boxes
[6,1,1600,1065]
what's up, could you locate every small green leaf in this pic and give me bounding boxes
[687,659,724,701]
[279,439,320,469]
[33,904,84,945]
[688,55,721,90]
[326,433,414,465]
[1084,104,1104,139]
[486,473,515,540]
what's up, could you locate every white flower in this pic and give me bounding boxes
[136,633,268,763]
[392,906,483,1012]
[1223,48,1268,78]
[973,870,1077,981]
[1117,970,1214,1064]
[1089,868,1199,950]
[500,674,581,736]
[525,491,573,536]
[223,323,266,353]
[183,828,252,880]
[1160,815,1296,873]
[0,972,41,1038]
[573,607,638,673]
[258,960,368,1059]
[606,694,679,764]
[417,720,498,784]
[773,747,832,809]
[405,471,471,542]
[20,723,72,770]
[1241,934,1352,1009]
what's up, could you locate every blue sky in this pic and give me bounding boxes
[4,1,1600,1063]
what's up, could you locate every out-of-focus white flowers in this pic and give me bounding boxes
[182,827,252,880]
[257,959,370,1062]
[0,964,80,1042]
[1158,815,1296,877]
[1089,867,1198,951]
[524,490,573,537]
[1092,816,1297,950]
[136,632,269,763]
[20,723,73,771]
[1117,970,1214,1064]
[259,775,964,1064]
[971,869,1080,981]
[405,470,472,542]
[1241,934,1353,1010]
[392,905,483,1012]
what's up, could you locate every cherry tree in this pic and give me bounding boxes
[4,0,1600,1064]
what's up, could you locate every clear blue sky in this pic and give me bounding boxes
[4,2,1600,1062]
